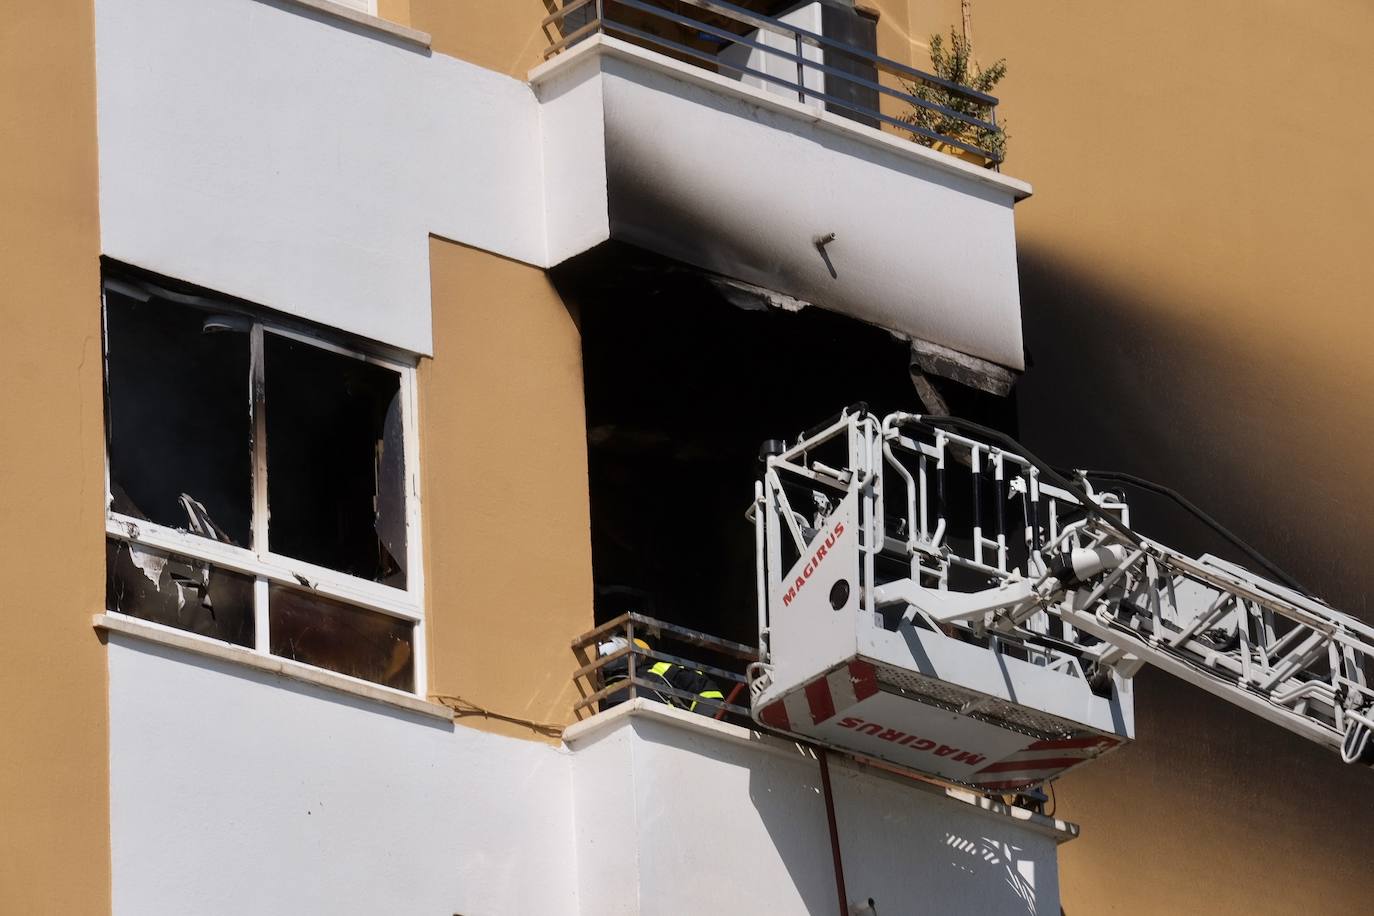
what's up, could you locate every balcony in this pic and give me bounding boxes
[535,0,1032,370]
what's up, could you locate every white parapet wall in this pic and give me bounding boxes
[533,36,1032,371]
[568,701,1070,916]
[105,633,579,916]
[106,628,1071,915]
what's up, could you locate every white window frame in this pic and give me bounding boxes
[330,0,380,17]
[102,285,427,695]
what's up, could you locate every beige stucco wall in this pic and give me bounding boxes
[0,2,110,913]
[375,0,410,28]
[420,238,594,743]
[872,0,1374,912]
[408,0,550,77]
[375,0,544,75]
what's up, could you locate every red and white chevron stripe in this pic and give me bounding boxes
[968,735,1122,790]
[757,660,879,732]
[758,667,1123,792]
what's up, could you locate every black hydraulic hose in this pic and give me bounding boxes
[907,415,1144,550]
[1077,469,1309,595]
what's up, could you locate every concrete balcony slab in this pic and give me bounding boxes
[534,36,1032,369]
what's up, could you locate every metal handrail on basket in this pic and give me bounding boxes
[570,612,757,721]
[540,0,1003,165]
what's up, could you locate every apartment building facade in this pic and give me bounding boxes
[2,1,1369,914]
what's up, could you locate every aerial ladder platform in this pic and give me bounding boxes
[749,407,1374,793]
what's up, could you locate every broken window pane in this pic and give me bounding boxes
[268,585,413,689]
[106,538,255,646]
[104,287,253,547]
[264,333,407,588]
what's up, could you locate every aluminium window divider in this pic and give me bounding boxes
[399,352,427,695]
[251,322,271,653]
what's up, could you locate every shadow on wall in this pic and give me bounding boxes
[616,714,1055,912]
[1012,244,1374,913]
[1014,243,1374,616]
[943,834,1038,915]
[739,739,1052,914]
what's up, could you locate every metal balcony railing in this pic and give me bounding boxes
[570,612,757,723]
[541,0,1004,165]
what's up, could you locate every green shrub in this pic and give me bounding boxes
[900,28,1007,164]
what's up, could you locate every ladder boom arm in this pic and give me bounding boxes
[754,408,1374,767]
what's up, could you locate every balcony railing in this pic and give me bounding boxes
[570,612,757,724]
[541,0,1004,166]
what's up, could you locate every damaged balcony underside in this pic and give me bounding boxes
[709,271,1019,397]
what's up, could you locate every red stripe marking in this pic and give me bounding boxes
[976,756,1086,775]
[759,701,790,732]
[849,660,879,701]
[1026,736,1119,751]
[804,676,837,725]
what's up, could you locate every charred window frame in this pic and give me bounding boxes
[101,271,425,694]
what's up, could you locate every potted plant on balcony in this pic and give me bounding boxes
[900,28,1007,167]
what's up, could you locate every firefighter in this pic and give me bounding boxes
[596,636,725,715]
[596,635,648,710]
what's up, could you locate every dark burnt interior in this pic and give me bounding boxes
[558,243,1017,648]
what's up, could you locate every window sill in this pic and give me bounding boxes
[257,0,431,51]
[94,612,454,723]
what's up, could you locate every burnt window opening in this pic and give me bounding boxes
[102,268,420,690]
[268,584,414,691]
[106,538,255,647]
[561,244,1017,652]
[265,334,407,588]
[105,288,253,547]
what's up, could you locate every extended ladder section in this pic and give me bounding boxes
[749,408,1374,793]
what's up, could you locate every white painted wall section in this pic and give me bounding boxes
[532,37,1030,369]
[536,52,612,266]
[95,0,547,355]
[107,636,578,916]
[108,634,1067,915]
[600,46,1025,368]
[569,703,1064,915]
